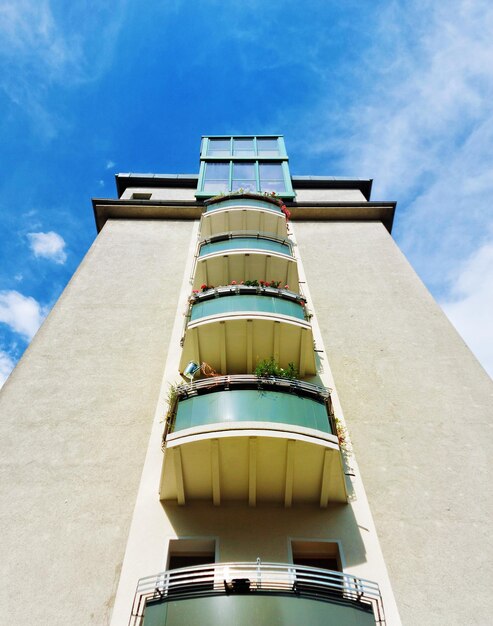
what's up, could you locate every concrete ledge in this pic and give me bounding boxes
[92,199,396,233]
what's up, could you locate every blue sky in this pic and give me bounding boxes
[1,0,492,385]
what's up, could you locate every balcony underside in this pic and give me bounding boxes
[160,423,347,506]
[179,315,316,375]
[193,251,299,293]
[200,207,287,238]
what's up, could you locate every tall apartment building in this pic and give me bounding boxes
[0,135,491,626]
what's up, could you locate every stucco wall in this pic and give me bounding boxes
[294,220,493,626]
[121,187,197,201]
[0,219,195,626]
[294,188,367,203]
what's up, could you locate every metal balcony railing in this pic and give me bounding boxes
[163,375,335,442]
[198,230,292,255]
[205,196,284,214]
[129,562,385,625]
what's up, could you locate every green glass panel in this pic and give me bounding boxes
[203,181,229,193]
[174,389,331,433]
[233,138,255,156]
[261,180,287,193]
[233,162,256,178]
[231,180,256,193]
[143,593,375,626]
[189,294,304,321]
[204,163,229,180]
[205,198,282,213]
[199,237,291,257]
[257,138,280,156]
[259,163,284,179]
[207,139,231,157]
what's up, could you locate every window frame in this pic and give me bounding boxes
[197,135,295,200]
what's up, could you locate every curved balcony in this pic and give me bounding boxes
[201,197,288,239]
[179,288,315,376]
[160,376,346,506]
[199,234,292,258]
[193,233,299,294]
[131,562,384,626]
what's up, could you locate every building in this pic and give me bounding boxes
[0,135,491,625]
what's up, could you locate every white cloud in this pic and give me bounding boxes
[282,0,493,374]
[27,231,67,264]
[335,1,493,282]
[0,350,15,389]
[0,1,127,136]
[441,242,493,378]
[0,290,47,341]
[106,160,115,169]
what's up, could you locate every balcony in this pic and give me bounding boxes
[160,376,346,506]
[201,197,288,239]
[130,562,385,626]
[179,287,315,376]
[199,234,292,258]
[193,232,299,294]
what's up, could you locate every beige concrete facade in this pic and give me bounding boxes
[2,172,492,626]
[0,219,195,625]
[295,220,493,625]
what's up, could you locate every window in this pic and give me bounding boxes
[201,160,290,195]
[233,138,255,156]
[203,163,230,194]
[207,138,231,157]
[131,192,152,200]
[259,163,286,194]
[166,539,216,595]
[167,538,216,570]
[291,540,342,572]
[198,136,295,199]
[232,162,256,192]
[206,137,281,158]
[257,138,280,157]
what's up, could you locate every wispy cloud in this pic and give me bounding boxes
[106,160,115,169]
[441,242,493,377]
[0,0,127,136]
[0,290,47,341]
[282,0,493,373]
[27,231,67,264]
[0,349,15,388]
[334,0,493,277]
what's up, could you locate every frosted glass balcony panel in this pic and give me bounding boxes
[205,198,283,213]
[173,389,332,434]
[198,237,292,258]
[189,294,305,322]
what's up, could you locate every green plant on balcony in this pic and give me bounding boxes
[334,417,352,458]
[162,383,179,447]
[254,357,298,380]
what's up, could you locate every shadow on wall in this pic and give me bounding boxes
[162,501,367,568]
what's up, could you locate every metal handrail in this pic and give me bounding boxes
[189,284,306,305]
[129,562,385,625]
[175,374,330,404]
[199,230,292,248]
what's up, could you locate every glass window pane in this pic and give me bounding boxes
[203,180,229,193]
[207,139,231,157]
[257,138,280,156]
[233,138,254,156]
[233,162,256,179]
[261,180,286,193]
[231,180,257,192]
[259,163,284,180]
[205,162,229,180]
